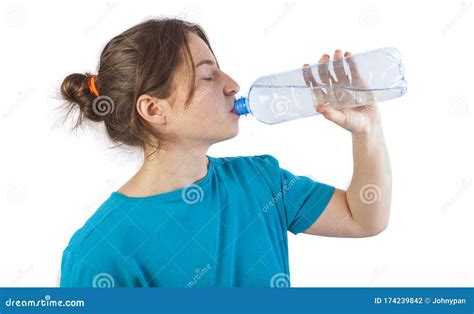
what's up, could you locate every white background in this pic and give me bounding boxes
[0,0,473,287]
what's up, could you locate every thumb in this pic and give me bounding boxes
[316,105,346,126]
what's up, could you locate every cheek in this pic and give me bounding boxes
[192,88,223,117]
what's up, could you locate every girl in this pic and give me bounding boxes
[59,18,391,287]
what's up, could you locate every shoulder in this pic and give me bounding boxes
[212,154,280,172]
[64,197,121,250]
[61,196,130,274]
[210,154,282,187]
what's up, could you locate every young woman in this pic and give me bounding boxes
[59,18,391,287]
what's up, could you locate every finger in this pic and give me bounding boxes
[333,50,349,85]
[344,51,362,85]
[303,62,326,107]
[330,49,350,106]
[317,104,347,126]
[302,63,318,87]
[345,51,372,101]
[318,54,331,92]
[317,53,339,108]
[332,49,348,84]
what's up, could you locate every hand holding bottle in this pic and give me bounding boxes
[234,47,406,125]
[304,50,381,135]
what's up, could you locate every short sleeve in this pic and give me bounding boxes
[280,167,335,234]
[253,155,336,235]
[60,242,147,287]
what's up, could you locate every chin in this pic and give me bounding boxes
[213,126,239,143]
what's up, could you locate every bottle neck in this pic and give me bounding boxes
[233,96,251,116]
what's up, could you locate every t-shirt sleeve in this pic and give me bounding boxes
[279,167,335,234]
[255,154,336,235]
[60,247,124,287]
[60,241,146,287]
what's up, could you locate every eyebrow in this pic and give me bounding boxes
[195,59,215,68]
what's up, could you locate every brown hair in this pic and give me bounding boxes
[59,18,217,156]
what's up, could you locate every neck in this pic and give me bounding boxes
[118,143,210,197]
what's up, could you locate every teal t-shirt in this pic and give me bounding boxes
[60,154,335,287]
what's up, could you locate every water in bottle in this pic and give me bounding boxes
[233,47,407,124]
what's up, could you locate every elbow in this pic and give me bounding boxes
[367,224,388,237]
[363,221,389,237]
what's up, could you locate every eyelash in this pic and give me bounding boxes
[203,77,213,81]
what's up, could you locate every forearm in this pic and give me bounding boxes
[346,124,392,235]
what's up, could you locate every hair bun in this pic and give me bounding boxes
[60,73,106,123]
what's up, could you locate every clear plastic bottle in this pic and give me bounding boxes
[233,47,407,124]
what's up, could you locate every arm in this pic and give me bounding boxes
[346,124,392,235]
[303,50,392,237]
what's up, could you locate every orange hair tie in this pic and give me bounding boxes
[88,75,100,97]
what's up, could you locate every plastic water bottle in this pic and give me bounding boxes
[233,47,407,124]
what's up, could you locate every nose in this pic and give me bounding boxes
[223,73,240,96]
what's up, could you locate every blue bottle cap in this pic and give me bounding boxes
[233,96,250,115]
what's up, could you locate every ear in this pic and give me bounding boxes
[135,94,171,126]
